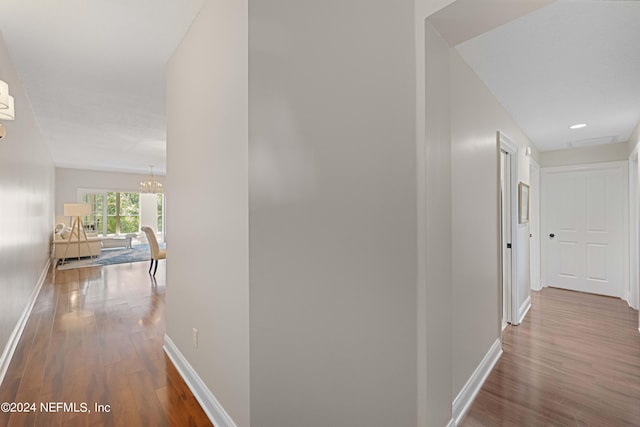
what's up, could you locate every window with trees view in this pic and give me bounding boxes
[80,190,164,239]
[157,193,163,233]
[107,192,139,234]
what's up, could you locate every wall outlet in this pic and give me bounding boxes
[192,328,198,348]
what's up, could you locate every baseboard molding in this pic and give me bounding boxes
[0,259,50,386]
[518,295,532,324]
[452,339,502,425]
[163,334,236,427]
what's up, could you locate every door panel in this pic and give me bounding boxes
[586,243,606,281]
[543,163,626,297]
[558,241,577,278]
[586,175,607,232]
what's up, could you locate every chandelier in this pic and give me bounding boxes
[140,166,164,194]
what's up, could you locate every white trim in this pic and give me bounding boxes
[517,295,532,324]
[452,339,502,426]
[542,160,628,174]
[163,335,236,427]
[0,260,50,386]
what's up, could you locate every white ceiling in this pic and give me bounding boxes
[455,0,640,152]
[0,0,206,174]
[0,0,638,171]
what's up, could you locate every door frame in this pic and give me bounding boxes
[629,147,640,311]
[529,158,541,292]
[498,132,519,327]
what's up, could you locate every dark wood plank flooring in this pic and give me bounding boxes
[0,262,213,427]
[461,287,640,427]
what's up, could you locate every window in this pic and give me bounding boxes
[80,190,155,237]
[105,192,139,234]
[82,193,104,233]
[157,193,164,234]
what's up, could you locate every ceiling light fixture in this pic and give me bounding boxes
[0,80,10,108]
[569,123,587,130]
[140,165,164,194]
[0,95,15,120]
[0,79,15,121]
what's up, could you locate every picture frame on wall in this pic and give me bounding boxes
[519,182,530,224]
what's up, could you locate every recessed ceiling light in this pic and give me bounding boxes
[569,123,588,130]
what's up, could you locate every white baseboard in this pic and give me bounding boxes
[163,334,236,427]
[452,339,502,426]
[517,295,532,324]
[0,259,50,386]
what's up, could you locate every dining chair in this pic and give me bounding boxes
[141,226,166,276]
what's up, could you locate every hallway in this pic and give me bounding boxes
[461,287,640,426]
[0,263,211,427]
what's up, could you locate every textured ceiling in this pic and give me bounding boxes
[456,0,640,151]
[0,0,206,174]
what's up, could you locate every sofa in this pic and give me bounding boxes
[53,223,102,261]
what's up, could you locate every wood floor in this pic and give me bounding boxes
[461,287,640,427]
[3,266,639,427]
[0,262,213,427]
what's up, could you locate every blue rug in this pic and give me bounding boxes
[57,244,154,270]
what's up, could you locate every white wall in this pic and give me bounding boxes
[415,3,457,425]
[139,193,158,233]
[418,20,453,427]
[248,1,416,426]
[449,48,532,396]
[164,1,549,425]
[167,0,416,425]
[540,142,629,167]
[166,0,250,425]
[0,32,54,382]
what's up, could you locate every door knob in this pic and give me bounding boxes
[549,233,555,238]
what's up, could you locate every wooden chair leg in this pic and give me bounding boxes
[149,259,154,274]
[153,259,159,276]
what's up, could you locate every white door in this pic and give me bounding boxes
[542,162,627,297]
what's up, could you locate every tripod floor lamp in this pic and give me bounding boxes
[61,203,93,263]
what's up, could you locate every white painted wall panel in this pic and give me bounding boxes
[166,0,250,425]
[249,1,416,425]
[418,20,453,427]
